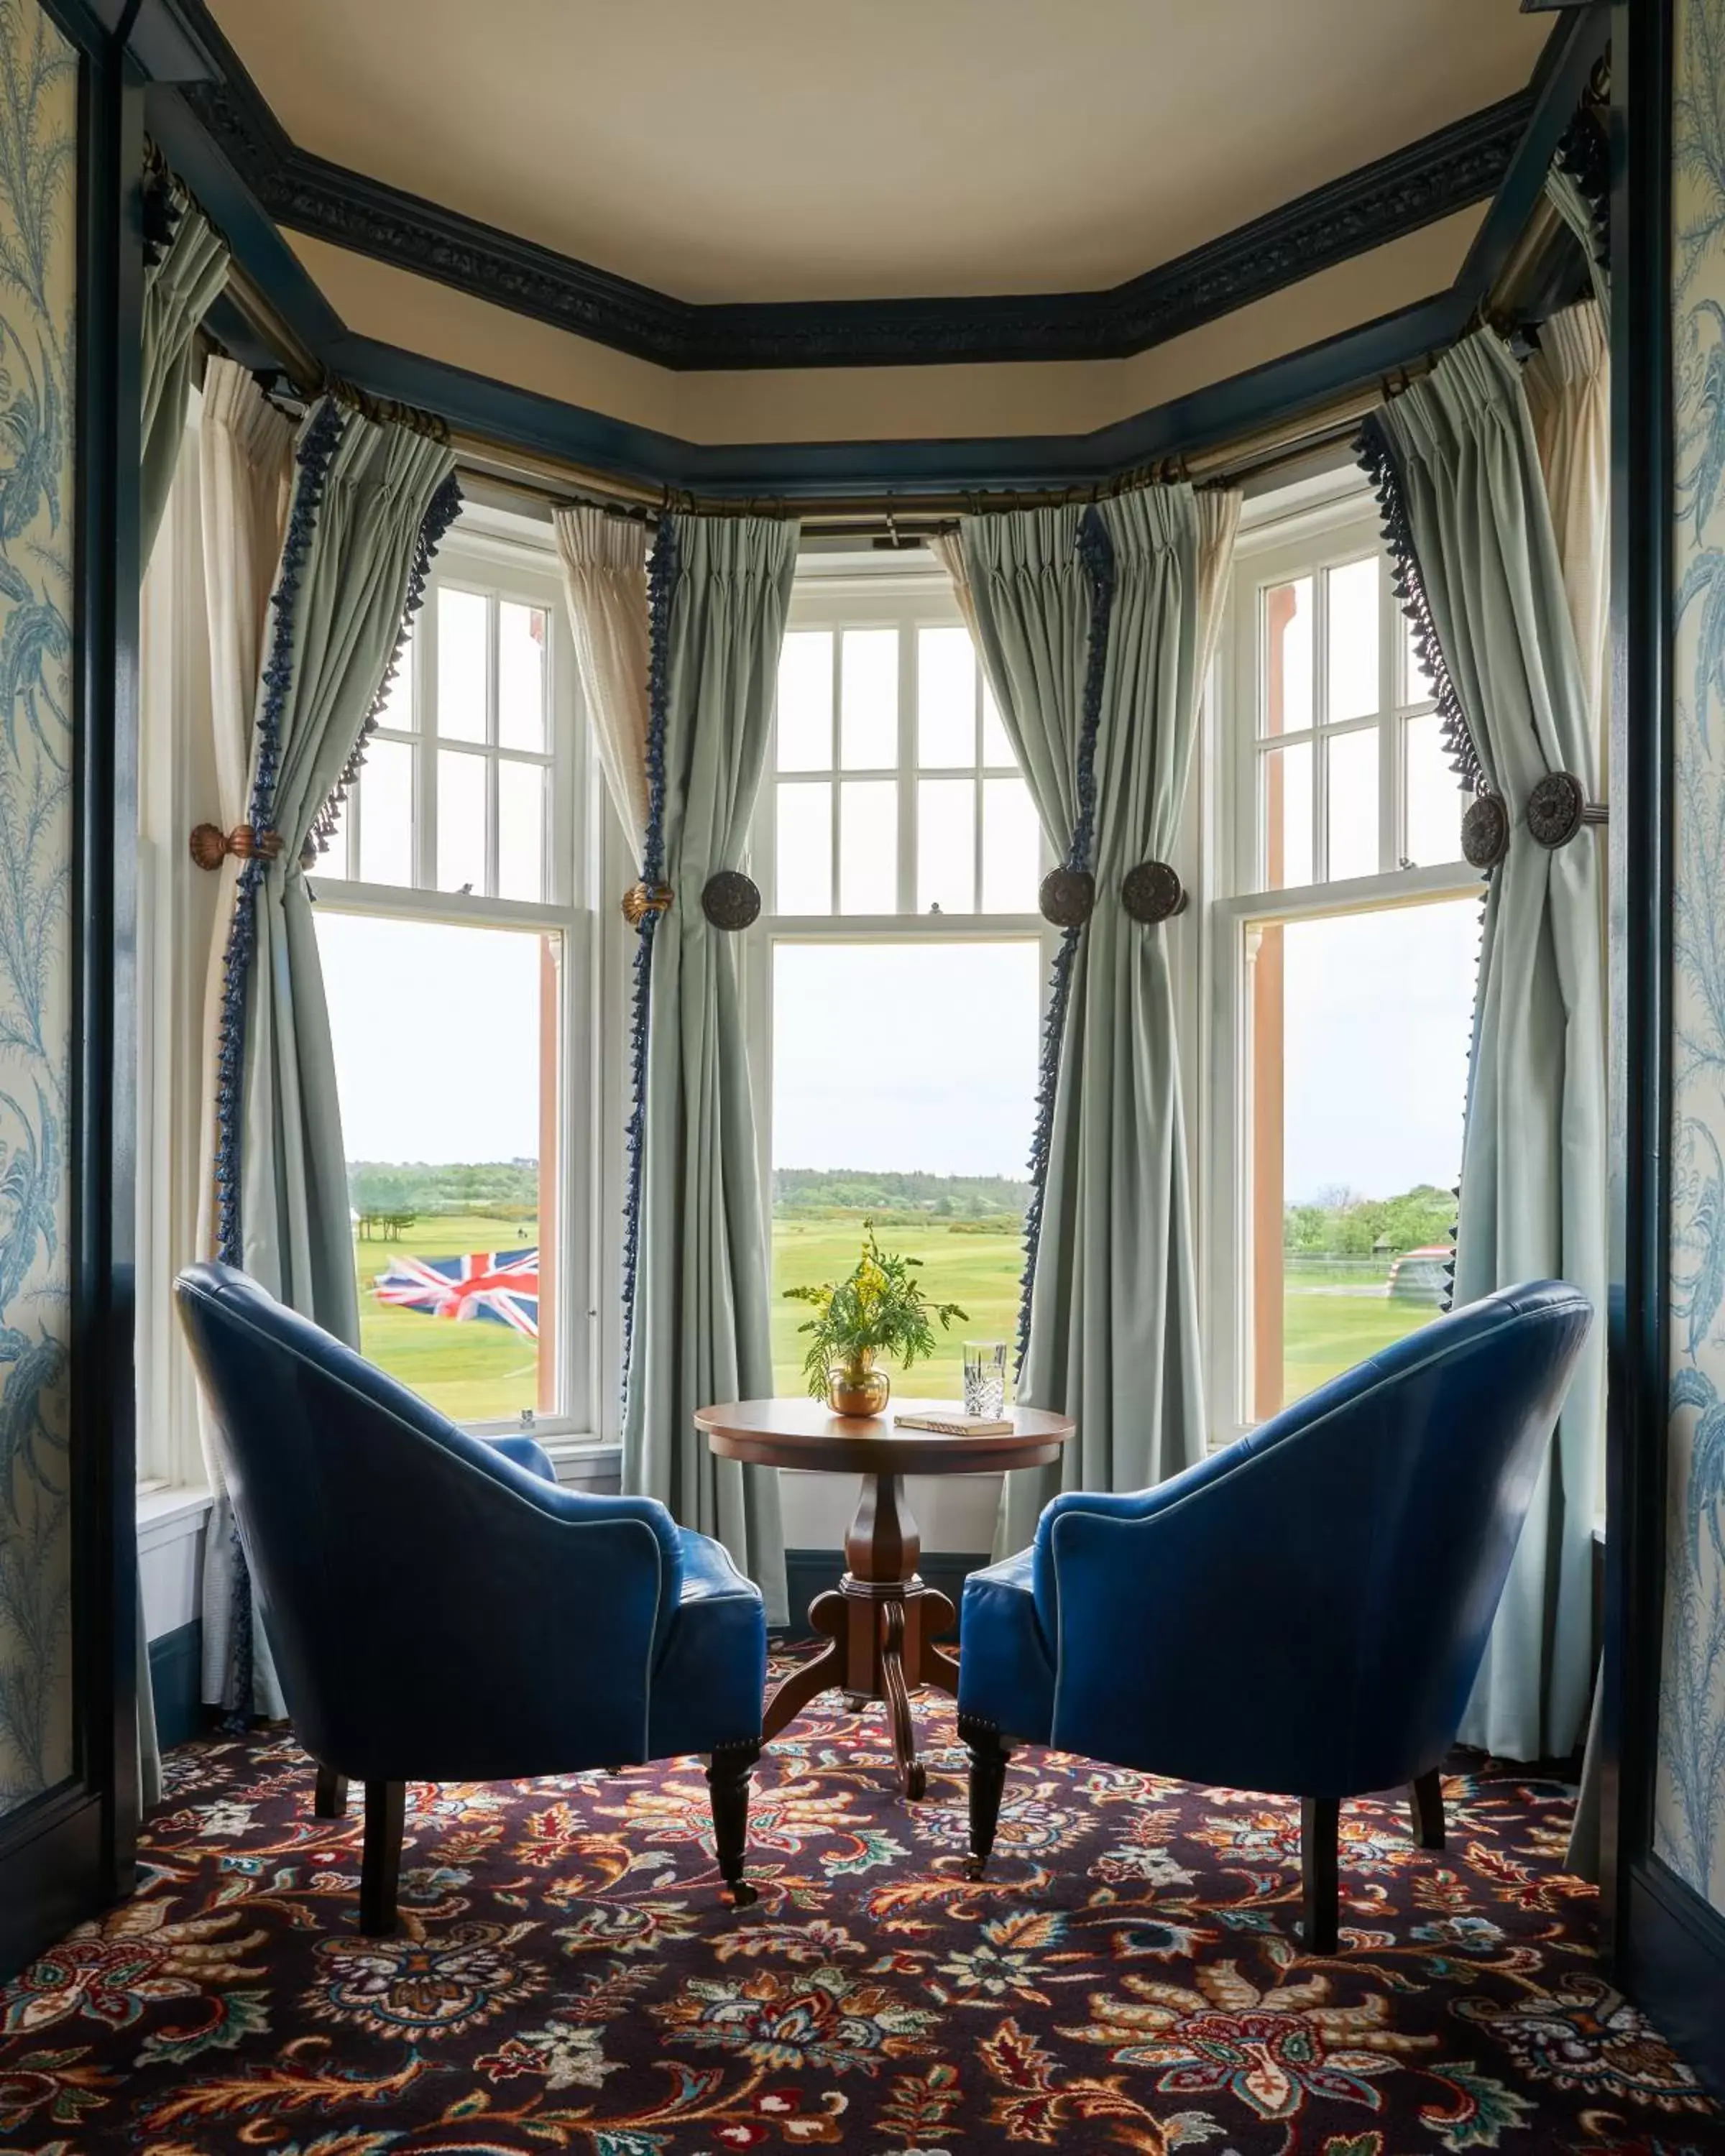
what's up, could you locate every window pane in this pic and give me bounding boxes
[1247,900,1475,1414]
[375,631,415,732]
[919,624,978,767]
[839,778,897,913]
[1404,711,1463,865]
[1404,612,1437,704]
[1326,557,1379,722]
[438,587,489,742]
[771,939,1041,1394]
[1263,576,1312,736]
[358,738,413,886]
[498,602,546,752]
[1262,741,1313,890]
[982,775,1040,912]
[438,749,487,893]
[317,911,555,1424]
[841,628,898,770]
[1325,728,1379,882]
[918,777,975,912]
[981,675,1013,766]
[776,780,832,913]
[497,760,546,902]
[776,630,832,772]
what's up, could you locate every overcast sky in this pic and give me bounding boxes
[316,900,1478,1203]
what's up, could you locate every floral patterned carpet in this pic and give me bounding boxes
[4,1671,1722,2156]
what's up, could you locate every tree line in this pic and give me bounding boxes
[1284,1184,1455,1258]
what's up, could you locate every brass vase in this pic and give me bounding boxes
[827,1353,890,1417]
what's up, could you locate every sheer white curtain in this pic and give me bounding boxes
[556,506,650,852]
[191,358,294,1716]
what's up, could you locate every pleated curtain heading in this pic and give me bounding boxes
[140,172,228,569]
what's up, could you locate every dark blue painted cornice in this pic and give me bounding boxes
[136,1,1609,503]
[139,0,1563,374]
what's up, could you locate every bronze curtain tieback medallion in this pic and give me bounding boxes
[1039,867,1095,928]
[621,880,673,926]
[189,821,284,870]
[1121,860,1187,922]
[1526,769,1606,847]
[702,870,762,930]
[1461,792,1511,871]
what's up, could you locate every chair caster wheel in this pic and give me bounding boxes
[727,1879,759,1908]
[904,1763,926,1801]
[964,1855,988,1881]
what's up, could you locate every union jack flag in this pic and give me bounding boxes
[372,1249,540,1338]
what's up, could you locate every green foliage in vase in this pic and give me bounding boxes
[783,1218,966,1400]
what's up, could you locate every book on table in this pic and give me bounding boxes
[892,1410,1015,1437]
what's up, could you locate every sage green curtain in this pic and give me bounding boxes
[140,193,227,569]
[1371,330,1606,1761]
[208,405,454,1715]
[1545,162,1609,317]
[962,486,1239,1554]
[238,407,456,1335]
[625,514,796,1622]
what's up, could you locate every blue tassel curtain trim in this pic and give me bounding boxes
[308,468,463,862]
[208,397,344,1721]
[1440,884,1491,1316]
[622,514,678,1408]
[1016,505,1116,1377]
[1356,411,1490,806]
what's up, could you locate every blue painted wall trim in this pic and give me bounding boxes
[147,1623,205,1753]
[134,11,1608,505]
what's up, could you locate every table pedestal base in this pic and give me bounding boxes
[761,1470,959,1800]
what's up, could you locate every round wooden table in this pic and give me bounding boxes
[695,1397,1075,1800]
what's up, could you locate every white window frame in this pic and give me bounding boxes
[1202,472,1481,1448]
[310,512,608,1456]
[742,548,1058,1264]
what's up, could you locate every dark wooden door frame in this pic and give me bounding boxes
[1598,0,1725,2096]
[0,0,142,1981]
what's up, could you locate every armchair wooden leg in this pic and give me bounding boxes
[706,1741,760,1908]
[313,1764,349,1819]
[960,1714,1012,1881]
[1409,1768,1445,1851]
[359,1781,405,1936]
[1300,1796,1341,1954]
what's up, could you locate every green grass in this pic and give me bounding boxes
[351,1208,1443,1427]
[770,1217,1022,1399]
[354,1212,540,1424]
[1280,1271,1436,1405]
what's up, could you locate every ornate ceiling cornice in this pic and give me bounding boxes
[173,9,1533,374]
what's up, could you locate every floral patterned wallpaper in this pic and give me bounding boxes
[0,0,75,1819]
[1658,0,1725,1912]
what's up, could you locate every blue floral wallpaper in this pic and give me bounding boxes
[1658,0,1725,1913]
[0,0,75,1820]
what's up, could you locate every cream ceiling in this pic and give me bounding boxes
[208,0,1546,306]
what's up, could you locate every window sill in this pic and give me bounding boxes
[136,1483,214,1552]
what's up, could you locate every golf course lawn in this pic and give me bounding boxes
[354,1212,541,1426]
[354,1214,1444,1424]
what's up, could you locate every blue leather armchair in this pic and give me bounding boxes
[175,1262,768,1932]
[957,1280,1592,1950]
